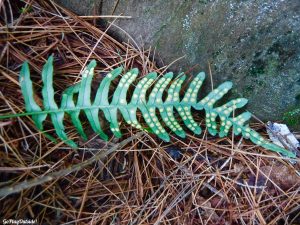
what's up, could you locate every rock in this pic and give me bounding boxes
[55,0,300,121]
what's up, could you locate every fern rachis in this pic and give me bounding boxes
[0,56,295,158]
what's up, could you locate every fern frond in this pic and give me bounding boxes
[2,57,295,158]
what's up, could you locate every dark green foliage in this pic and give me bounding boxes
[1,56,295,158]
[283,107,300,128]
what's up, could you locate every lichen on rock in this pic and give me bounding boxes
[56,0,300,121]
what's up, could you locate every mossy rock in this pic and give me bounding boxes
[56,0,300,122]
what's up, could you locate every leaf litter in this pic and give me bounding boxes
[0,0,299,224]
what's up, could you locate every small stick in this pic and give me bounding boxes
[78,15,131,19]
[0,132,143,198]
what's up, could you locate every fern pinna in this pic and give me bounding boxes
[5,56,295,158]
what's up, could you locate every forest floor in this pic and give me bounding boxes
[0,1,299,224]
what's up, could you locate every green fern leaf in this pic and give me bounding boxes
[1,57,295,158]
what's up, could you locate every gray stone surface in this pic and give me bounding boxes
[56,0,300,121]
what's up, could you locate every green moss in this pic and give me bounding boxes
[295,93,300,102]
[248,63,265,77]
[265,56,280,75]
[256,79,265,87]
[243,84,255,97]
[198,0,209,4]
[20,5,33,13]
[283,106,300,128]
[248,54,280,78]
